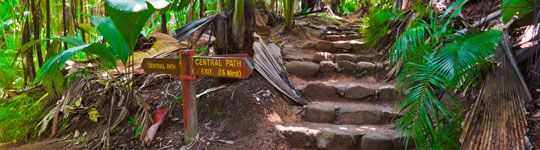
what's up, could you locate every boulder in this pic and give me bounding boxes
[317,128,361,149]
[327,35,346,41]
[316,40,333,51]
[344,84,374,99]
[302,83,338,99]
[303,103,337,123]
[320,61,337,73]
[356,62,377,72]
[337,61,357,73]
[333,41,353,49]
[285,61,320,76]
[335,53,358,62]
[337,110,382,125]
[313,52,334,63]
[361,133,394,150]
[378,85,397,101]
[302,41,317,49]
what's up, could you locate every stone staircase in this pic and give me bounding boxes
[277,25,414,150]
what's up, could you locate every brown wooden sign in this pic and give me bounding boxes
[193,56,254,79]
[141,58,181,75]
[141,52,254,144]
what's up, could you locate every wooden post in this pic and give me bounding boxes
[179,50,197,144]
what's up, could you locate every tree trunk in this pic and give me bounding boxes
[80,0,86,43]
[284,0,294,29]
[232,0,244,48]
[62,0,68,49]
[22,18,34,87]
[187,0,194,23]
[199,0,206,18]
[46,0,51,50]
[32,0,43,67]
[242,0,255,57]
[161,14,167,33]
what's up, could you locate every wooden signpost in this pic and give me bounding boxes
[142,50,254,144]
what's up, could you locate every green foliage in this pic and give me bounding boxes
[501,0,533,23]
[391,0,502,149]
[0,93,45,142]
[360,0,403,47]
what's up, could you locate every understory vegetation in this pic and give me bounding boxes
[0,0,535,149]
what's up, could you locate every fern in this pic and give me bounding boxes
[392,0,502,149]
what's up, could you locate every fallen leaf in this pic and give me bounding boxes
[88,108,101,122]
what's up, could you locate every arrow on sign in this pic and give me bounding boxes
[141,58,181,75]
[193,56,254,79]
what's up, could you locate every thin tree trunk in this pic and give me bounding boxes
[199,0,206,18]
[22,18,35,87]
[242,0,255,57]
[32,0,43,67]
[46,0,51,50]
[161,14,167,33]
[80,0,86,43]
[62,0,68,50]
[187,0,194,23]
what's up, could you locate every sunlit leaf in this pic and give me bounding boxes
[105,0,155,54]
[90,16,130,65]
[88,108,101,123]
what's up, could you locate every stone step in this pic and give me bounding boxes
[284,54,384,77]
[276,122,414,150]
[294,80,399,102]
[302,101,400,125]
[302,39,366,53]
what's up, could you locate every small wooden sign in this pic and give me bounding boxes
[141,58,181,75]
[193,56,254,79]
[141,52,254,144]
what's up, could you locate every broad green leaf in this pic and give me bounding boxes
[90,16,130,65]
[105,0,155,54]
[36,43,116,83]
[502,0,532,23]
[147,0,171,10]
[0,2,12,21]
[77,23,98,35]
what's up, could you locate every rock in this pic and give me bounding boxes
[335,53,358,62]
[333,41,353,49]
[378,85,397,101]
[393,133,415,150]
[317,128,361,149]
[303,103,337,123]
[344,84,374,99]
[350,39,365,51]
[320,61,337,73]
[313,52,334,63]
[283,53,313,62]
[281,130,311,147]
[316,40,333,51]
[302,83,338,99]
[327,35,346,41]
[327,26,338,31]
[356,62,376,72]
[357,54,374,62]
[361,133,394,150]
[337,61,357,73]
[337,110,382,125]
[285,61,320,76]
[375,62,385,71]
[302,41,317,49]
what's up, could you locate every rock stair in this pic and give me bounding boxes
[278,26,414,149]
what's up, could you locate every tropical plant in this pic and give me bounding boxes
[35,0,170,97]
[391,0,502,149]
[501,0,533,24]
[360,0,402,47]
